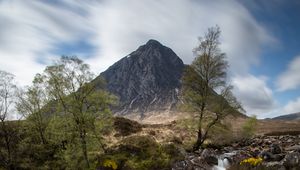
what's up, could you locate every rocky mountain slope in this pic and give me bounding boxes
[95,40,185,117]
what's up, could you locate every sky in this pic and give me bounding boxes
[0,0,300,118]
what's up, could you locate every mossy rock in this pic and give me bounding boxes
[113,117,142,136]
[118,135,158,158]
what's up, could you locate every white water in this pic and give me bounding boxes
[212,158,230,170]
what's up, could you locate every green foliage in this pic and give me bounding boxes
[207,121,234,146]
[39,56,116,168]
[0,57,116,169]
[97,136,184,170]
[241,116,258,138]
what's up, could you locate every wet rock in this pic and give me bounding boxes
[204,156,218,165]
[200,149,218,165]
[260,151,275,162]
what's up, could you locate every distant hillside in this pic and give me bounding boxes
[271,112,300,121]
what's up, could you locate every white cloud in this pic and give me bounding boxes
[83,0,275,75]
[276,56,300,91]
[0,0,278,118]
[0,0,274,85]
[232,74,276,117]
[0,1,92,85]
[282,97,300,114]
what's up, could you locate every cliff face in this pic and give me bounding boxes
[97,39,185,116]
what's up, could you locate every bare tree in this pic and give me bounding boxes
[0,70,18,169]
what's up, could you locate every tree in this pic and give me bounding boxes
[42,56,115,168]
[182,26,243,151]
[0,70,19,169]
[17,74,50,145]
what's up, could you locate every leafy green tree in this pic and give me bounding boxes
[17,74,50,145]
[182,26,243,150]
[42,56,115,168]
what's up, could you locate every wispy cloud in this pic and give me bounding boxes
[283,97,300,114]
[0,1,92,85]
[276,56,300,91]
[0,0,278,117]
[232,74,276,117]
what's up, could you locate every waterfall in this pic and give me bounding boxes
[212,157,230,170]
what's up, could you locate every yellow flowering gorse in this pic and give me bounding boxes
[103,159,118,170]
[240,157,263,166]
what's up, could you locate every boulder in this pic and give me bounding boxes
[201,149,218,165]
[283,152,300,168]
[270,143,282,154]
[113,117,142,136]
[260,151,275,162]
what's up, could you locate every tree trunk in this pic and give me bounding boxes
[193,129,203,151]
[80,130,90,168]
[193,103,206,151]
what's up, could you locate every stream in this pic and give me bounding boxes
[212,152,236,170]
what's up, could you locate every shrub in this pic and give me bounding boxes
[97,136,184,170]
[103,159,118,170]
[113,117,142,136]
[241,116,257,138]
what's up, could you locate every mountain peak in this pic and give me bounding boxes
[98,40,185,117]
[145,39,163,46]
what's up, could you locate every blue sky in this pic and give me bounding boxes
[242,0,300,117]
[0,0,300,118]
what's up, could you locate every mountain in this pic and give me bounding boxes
[271,112,300,121]
[96,40,185,117]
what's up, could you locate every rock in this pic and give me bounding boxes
[270,143,282,154]
[172,160,188,170]
[250,148,260,157]
[285,145,300,152]
[200,148,218,165]
[204,156,218,165]
[262,161,286,170]
[273,154,285,162]
[260,151,275,162]
[283,152,300,168]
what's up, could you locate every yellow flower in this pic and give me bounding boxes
[103,159,118,170]
[240,157,262,166]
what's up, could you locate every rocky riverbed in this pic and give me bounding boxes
[172,134,300,170]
